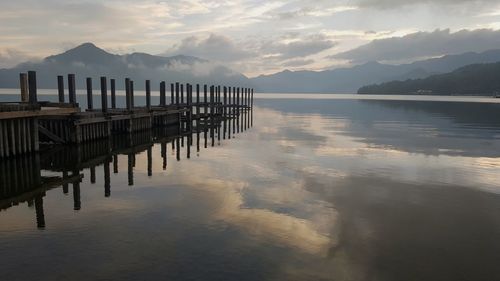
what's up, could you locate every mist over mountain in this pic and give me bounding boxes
[251,49,500,93]
[0,43,251,90]
[358,62,500,96]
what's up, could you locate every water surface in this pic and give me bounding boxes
[1,94,499,281]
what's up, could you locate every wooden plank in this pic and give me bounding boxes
[0,108,78,119]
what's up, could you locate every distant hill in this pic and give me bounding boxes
[251,49,500,93]
[358,62,500,96]
[0,43,250,90]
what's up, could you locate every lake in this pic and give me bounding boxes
[1,93,499,281]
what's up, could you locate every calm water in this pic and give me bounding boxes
[1,93,500,281]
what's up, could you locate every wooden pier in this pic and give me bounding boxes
[0,71,254,158]
[1,109,251,228]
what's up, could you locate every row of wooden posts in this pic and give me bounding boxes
[0,71,255,158]
[18,71,254,114]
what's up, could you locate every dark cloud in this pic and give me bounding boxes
[332,29,500,63]
[161,34,255,62]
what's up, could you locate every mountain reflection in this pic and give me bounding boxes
[257,98,500,157]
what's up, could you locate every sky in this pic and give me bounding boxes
[1,0,500,77]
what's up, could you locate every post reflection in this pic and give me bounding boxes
[0,109,253,228]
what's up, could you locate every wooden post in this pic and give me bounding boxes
[68,74,76,105]
[146,80,151,110]
[251,88,254,127]
[57,75,65,103]
[20,73,28,102]
[228,86,231,139]
[245,88,248,131]
[187,84,192,132]
[237,87,240,133]
[181,84,184,105]
[100,77,108,113]
[125,78,131,110]
[34,196,45,228]
[104,158,111,197]
[210,85,215,147]
[175,82,180,107]
[248,88,251,128]
[111,79,116,109]
[28,71,37,104]
[217,86,221,142]
[196,84,200,151]
[147,147,152,177]
[170,83,174,105]
[73,180,81,210]
[128,154,134,186]
[113,154,118,174]
[90,166,96,184]
[160,81,166,106]
[86,77,93,110]
[130,80,135,108]
[204,84,208,148]
[223,86,227,139]
[232,87,236,135]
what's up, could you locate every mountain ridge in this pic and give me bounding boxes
[358,62,500,95]
[0,43,250,90]
[250,49,500,93]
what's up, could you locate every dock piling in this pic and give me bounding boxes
[20,73,28,102]
[68,74,76,105]
[160,81,166,106]
[57,75,64,103]
[125,78,131,110]
[146,80,151,110]
[100,77,108,113]
[86,78,93,110]
[111,79,116,109]
[28,71,37,104]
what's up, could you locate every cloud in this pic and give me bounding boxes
[282,59,315,67]
[161,33,255,62]
[332,29,500,63]
[0,48,38,68]
[261,34,336,60]
[273,5,357,20]
[354,0,498,9]
[162,59,232,77]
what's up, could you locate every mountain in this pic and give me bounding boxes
[358,62,500,96]
[251,49,500,93]
[0,43,250,90]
